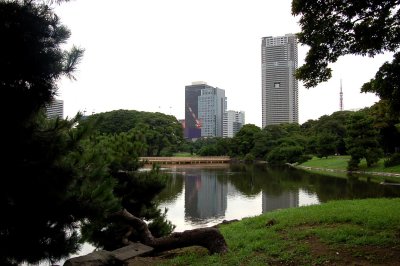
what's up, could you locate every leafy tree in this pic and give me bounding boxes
[345,111,384,170]
[367,100,400,153]
[1,1,174,264]
[195,137,232,156]
[251,130,273,159]
[243,153,256,164]
[310,111,351,156]
[230,124,261,157]
[316,132,337,158]
[267,145,307,165]
[301,119,319,154]
[0,0,83,127]
[78,131,174,250]
[198,145,219,156]
[83,110,184,156]
[384,152,400,167]
[0,1,101,264]
[292,0,400,112]
[362,53,400,114]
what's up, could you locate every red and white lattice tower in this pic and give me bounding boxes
[340,79,343,111]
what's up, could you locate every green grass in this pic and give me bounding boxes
[359,160,400,173]
[301,155,400,173]
[300,155,351,169]
[298,156,400,183]
[159,198,400,265]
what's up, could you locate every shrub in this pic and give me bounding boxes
[384,153,400,167]
[244,153,255,164]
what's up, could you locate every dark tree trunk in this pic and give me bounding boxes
[111,209,228,254]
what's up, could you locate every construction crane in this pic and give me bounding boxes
[187,104,202,128]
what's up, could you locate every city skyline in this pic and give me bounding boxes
[55,0,391,127]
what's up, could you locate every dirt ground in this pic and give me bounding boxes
[302,236,400,266]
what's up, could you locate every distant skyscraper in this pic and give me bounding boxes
[223,110,245,138]
[45,99,64,119]
[261,34,298,127]
[185,82,206,139]
[198,86,226,137]
[185,82,227,139]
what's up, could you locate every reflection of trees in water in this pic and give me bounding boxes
[227,164,400,203]
[156,171,184,203]
[227,164,261,196]
[228,164,310,196]
[157,165,400,218]
[291,170,400,202]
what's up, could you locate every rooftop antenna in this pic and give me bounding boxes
[340,79,343,111]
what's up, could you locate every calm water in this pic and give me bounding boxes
[50,163,400,264]
[156,163,400,232]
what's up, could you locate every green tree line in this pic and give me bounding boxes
[187,101,400,170]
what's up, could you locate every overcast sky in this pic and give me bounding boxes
[55,0,393,127]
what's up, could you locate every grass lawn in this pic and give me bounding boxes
[129,198,400,265]
[300,156,400,173]
[300,155,350,169]
[297,156,400,183]
[300,156,400,183]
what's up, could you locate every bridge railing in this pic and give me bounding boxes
[139,156,231,164]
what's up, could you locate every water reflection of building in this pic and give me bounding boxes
[262,190,299,213]
[185,170,227,221]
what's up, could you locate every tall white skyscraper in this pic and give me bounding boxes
[261,34,298,127]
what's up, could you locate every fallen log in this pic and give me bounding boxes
[111,209,228,254]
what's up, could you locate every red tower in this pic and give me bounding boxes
[340,79,343,111]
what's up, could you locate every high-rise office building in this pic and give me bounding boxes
[185,82,226,139]
[45,99,64,119]
[261,34,298,127]
[185,82,206,139]
[223,110,245,138]
[198,86,226,137]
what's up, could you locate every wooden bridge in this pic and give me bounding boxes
[140,156,231,165]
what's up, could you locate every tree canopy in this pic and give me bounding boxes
[361,52,400,113]
[82,109,184,156]
[0,1,89,264]
[1,1,174,264]
[0,0,83,125]
[292,0,400,113]
[345,111,384,169]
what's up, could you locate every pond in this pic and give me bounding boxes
[53,163,399,265]
[156,163,400,232]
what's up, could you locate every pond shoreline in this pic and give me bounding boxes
[292,164,400,178]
